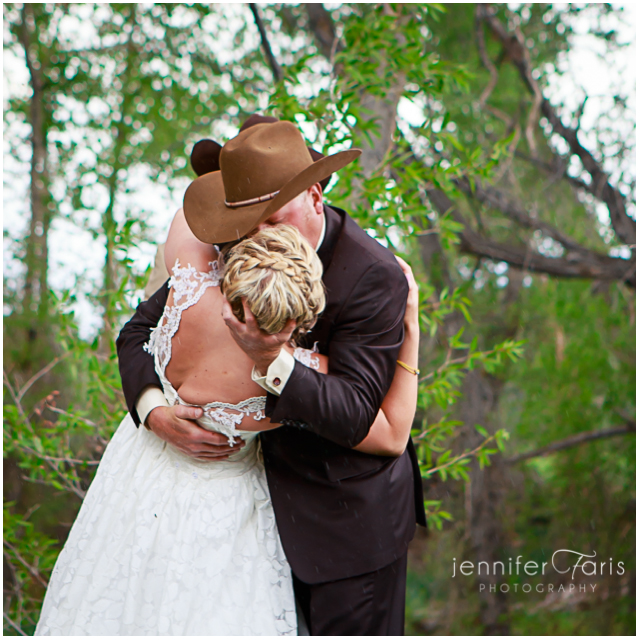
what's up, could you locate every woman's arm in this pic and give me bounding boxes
[354,257,420,456]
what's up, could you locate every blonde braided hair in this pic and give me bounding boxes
[221,225,326,342]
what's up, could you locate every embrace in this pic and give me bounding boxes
[35,117,427,636]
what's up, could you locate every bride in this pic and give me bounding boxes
[35,210,420,636]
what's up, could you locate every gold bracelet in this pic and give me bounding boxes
[397,360,419,375]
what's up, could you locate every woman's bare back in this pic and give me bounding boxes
[165,285,265,406]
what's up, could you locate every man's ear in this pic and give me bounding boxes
[309,183,324,215]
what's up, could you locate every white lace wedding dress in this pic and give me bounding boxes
[35,259,304,636]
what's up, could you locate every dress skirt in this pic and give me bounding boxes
[35,414,297,636]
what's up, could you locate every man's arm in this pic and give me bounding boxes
[225,258,409,449]
[116,282,169,425]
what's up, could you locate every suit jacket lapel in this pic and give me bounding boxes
[317,205,344,271]
[300,205,346,353]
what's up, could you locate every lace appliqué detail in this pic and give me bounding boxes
[293,341,320,370]
[201,397,267,446]
[144,259,222,375]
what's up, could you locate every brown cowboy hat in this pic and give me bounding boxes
[190,114,332,190]
[184,121,360,244]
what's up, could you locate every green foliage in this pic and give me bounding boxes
[3,300,127,633]
[3,504,60,636]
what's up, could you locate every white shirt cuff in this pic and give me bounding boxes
[135,385,169,426]
[251,349,296,396]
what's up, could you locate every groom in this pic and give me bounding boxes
[116,117,426,635]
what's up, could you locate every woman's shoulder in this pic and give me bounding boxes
[164,208,218,273]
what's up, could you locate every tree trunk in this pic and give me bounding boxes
[458,371,510,635]
[17,4,53,371]
[98,6,137,352]
[353,6,407,181]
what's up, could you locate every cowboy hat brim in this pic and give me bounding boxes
[184,148,361,244]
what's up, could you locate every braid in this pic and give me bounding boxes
[221,225,326,342]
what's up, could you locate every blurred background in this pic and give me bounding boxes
[3,3,635,635]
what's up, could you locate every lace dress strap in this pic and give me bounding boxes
[144,258,222,376]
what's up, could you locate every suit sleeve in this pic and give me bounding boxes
[116,281,169,425]
[266,258,409,448]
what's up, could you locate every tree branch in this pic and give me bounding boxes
[249,3,282,82]
[423,435,496,477]
[16,354,68,402]
[426,185,635,286]
[474,5,499,108]
[19,474,86,499]
[395,141,635,286]
[305,4,339,60]
[453,177,592,255]
[506,422,635,464]
[3,540,49,589]
[44,404,100,429]
[14,441,99,468]
[3,612,28,636]
[513,149,586,190]
[477,5,636,247]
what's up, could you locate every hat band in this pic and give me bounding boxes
[225,189,280,209]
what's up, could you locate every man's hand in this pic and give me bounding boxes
[221,298,296,375]
[146,405,244,460]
